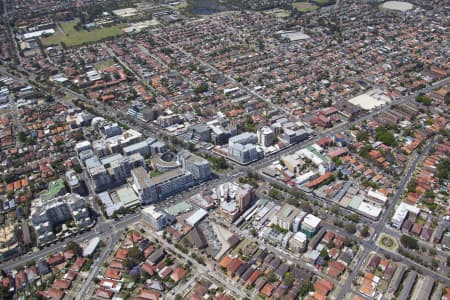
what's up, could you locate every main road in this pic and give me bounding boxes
[0,214,141,271]
[336,137,440,299]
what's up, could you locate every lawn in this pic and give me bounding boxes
[312,0,332,5]
[41,19,126,47]
[263,8,291,18]
[94,59,116,71]
[292,2,319,12]
[378,234,397,251]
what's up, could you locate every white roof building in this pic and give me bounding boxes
[185,209,208,227]
[302,214,321,231]
[83,237,100,257]
[367,190,388,204]
[392,202,420,229]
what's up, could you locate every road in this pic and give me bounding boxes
[336,137,440,298]
[138,224,251,299]
[150,30,301,122]
[75,233,120,300]
[0,214,141,271]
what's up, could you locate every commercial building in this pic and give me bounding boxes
[148,169,194,203]
[30,194,94,245]
[86,153,144,192]
[301,214,321,237]
[83,237,100,257]
[152,152,180,172]
[281,154,304,174]
[391,202,420,229]
[115,186,141,209]
[185,209,208,227]
[99,122,122,138]
[274,204,301,231]
[178,151,211,181]
[188,124,211,142]
[288,232,308,252]
[257,126,274,147]
[142,205,175,230]
[122,141,151,158]
[65,170,83,195]
[228,132,262,164]
[131,167,154,204]
[97,192,121,217]
[75,141,92,155]
[217,182,255,222]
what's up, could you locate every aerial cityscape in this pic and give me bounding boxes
[0,0,448,299]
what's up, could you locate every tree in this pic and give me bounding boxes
[299,280,312,296]
[360,225,370,238]
[319,248,329,259]
[330,204,340,214]
[269,188,283,200]
[194,83,208,94]
[356,131,369,142]
[332,156,342,166]
[344,224,356,234]
[300,202,313,214]
[124,247,143,269]
[400,234,418,250]
[18,131,27,143]
[0,285,11,299]
[347,213,360,223]
[65,241,82,257]
[375,126,397,147]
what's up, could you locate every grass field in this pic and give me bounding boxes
[94,59,115,70]
[263,8,291,18]
[292,2,319,12]
[41,19,126,47]
[312,0,332,5]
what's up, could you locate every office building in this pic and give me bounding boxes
[288,232,308,252]
[178,151,211,181]
[142,205,175,230]
[281,128,309,144]
[65,170,83,195]
[301,214,321,237]
[257,126,274,147]
[131,167,155,204]
[274,204,301,231]
[228,132,262,164]
[217,182,255,222]
[149,169,194,202]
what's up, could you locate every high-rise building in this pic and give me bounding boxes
[30,194,94,245]
[131,167,155,205]
[257,126,274,147]
[178,151,211,181]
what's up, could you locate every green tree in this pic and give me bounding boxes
[344,224,356,234]
[65,241,83,257]
[268,188,283,200]
[347,213,360,223]
[400,234,418,250]
[124,247,144,269]
[360,225,370,238]
[356,131,369,142]
[299,280,312,296]
[375,126,397,147]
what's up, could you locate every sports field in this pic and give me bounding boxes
[312,0,332,5]
[292,2,319,12]
[41,19,126,47]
